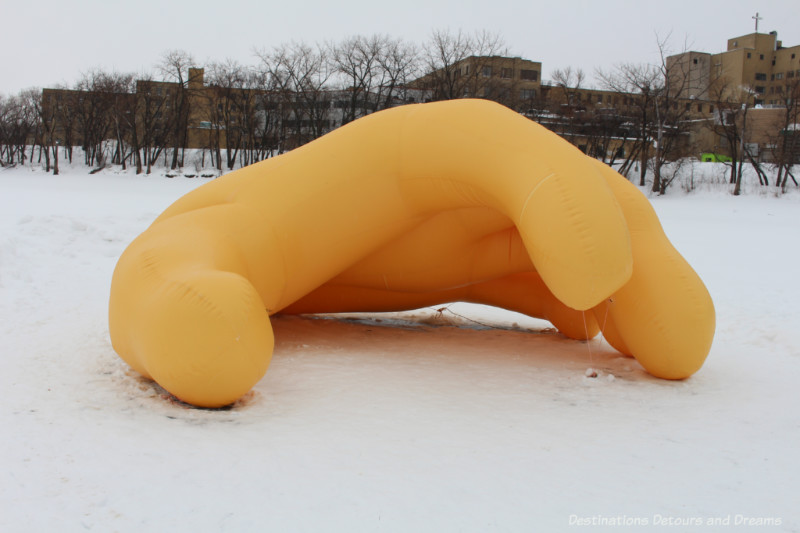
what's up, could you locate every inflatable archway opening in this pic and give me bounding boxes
[109,99,715,407]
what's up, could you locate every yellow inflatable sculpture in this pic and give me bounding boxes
[109,100,715,407]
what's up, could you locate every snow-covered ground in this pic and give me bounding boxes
[1,162,798,532]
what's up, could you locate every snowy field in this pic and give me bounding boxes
[1,162,799,532]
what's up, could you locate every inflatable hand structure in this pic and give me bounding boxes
[109,100,715,407]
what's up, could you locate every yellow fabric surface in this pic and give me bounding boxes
[109,99,715,407]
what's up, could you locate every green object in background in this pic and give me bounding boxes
[701,153,733,163]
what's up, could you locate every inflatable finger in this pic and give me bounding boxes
[284,272,599,342]
[109,99,710,407]
[396,101,632,309]
[284,207,598,341]
[590,162,715,378]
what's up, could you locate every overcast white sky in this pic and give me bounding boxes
[2,0,797,95]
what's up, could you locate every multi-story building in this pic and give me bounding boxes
[668,31,800,106]
[667,31,800,163]
[412,56,541,112]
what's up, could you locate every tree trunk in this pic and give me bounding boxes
[638,142,648,186]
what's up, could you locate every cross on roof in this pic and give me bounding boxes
[752,12,763,32]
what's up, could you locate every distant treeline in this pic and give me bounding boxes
[1,30,797,194]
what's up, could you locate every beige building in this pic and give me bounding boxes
[413,56,541,111]
[668,31,800,106]
[666,31,800,163]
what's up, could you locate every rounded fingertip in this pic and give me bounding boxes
[517,169,632,310]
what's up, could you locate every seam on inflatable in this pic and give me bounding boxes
[518,172,555,221]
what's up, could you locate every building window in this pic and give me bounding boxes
[760,54,764,60]
[693,58,698,64]
[788,71,795,78]
[685,103,691,111]
[697,104,703,112]
[776,72,783,80]
[520,88,536,100]
[747,52,752,59]
[482,66,492,77]
[755,72,767,81]
[755,86,765,93]
[501,67,513,79]
[520,69,538,81]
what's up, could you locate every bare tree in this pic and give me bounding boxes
[708,80,757,195]
[259,42,333,150]
[585,109,630,165]
[255,48,292,155]
[0,91,40,166]
[463,30,509,100]
[73,69,125,167]
[133,72,174,174]
[598,62,661,186]
[158,50,198,169]
[420,29,472,100]
[15,90,45,169]
[420,29,506,101]
[374,37,420,108]
[236,68,266,167]
[598,35,719,193]
[51,86,78,164]
[328,34,421,124]
[104,73,136,169]
[204,60,265,170]
[329,35,382,124]
[649,35,698,194]
[550,67,587,146]
[771,77,800,190]
[205,60,241,170]
[247,61,283,158]
[40,91,59,173]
